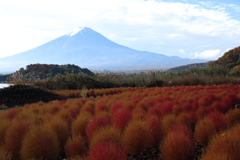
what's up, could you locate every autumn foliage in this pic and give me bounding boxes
[0,84,240,159]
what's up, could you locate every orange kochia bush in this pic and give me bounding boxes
[0,85,239,159]
[160,125,195,160]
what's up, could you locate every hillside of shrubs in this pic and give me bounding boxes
[5,63,93,82]
[210,46,240,69]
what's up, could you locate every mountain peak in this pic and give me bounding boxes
[67,27,89,37]
[0,27,208,72]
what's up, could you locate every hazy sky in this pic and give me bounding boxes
[0,0,240,60]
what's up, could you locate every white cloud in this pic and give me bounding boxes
[194,49,222,59]
[179,49,185,53]
[166,34,183,38]
[227,4,240,12]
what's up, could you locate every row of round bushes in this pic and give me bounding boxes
[0,85,64,106]
[0,85,240,159]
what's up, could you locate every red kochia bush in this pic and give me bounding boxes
[191,100,199,111]
[89,126,122,148]
[145,115,163,147]
[160,125,195,160]
[113,108,132,132]
[147,106,161,118]
[87,141,127,160]
[177,111,196,131]
[3,108,21,121]
[123,120,153,155]
[131,107,146,120]
[194,117,216,146]
[64,136,87,158]
[72,112,92,139]
[0,119,11,145]
[220,94,239,113]
[201,124,240,160]
[5,121,30,159]
[49,105,61,115]
[80,103,95,116]
[110,102,123,115]
[161,114,178,136]
[0,144,12,160]
[225,109,240,127]
[59,110,75,127]
[20,126,60,160]
[159,103,172,116]
[95,101,108,113]
[207,111,226,132]
[172,105,182,116]
[48,117,70,152]
[181,102,192,112]
[170,124,194,139]
[66,107,79,119]
[86,114,112,141]
[198,95,215,107]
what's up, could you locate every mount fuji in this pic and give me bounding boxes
[0,27,207,72]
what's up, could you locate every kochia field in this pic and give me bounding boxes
[1,84,240,160]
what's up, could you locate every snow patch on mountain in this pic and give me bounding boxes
[67,27,85,37]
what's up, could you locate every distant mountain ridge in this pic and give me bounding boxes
[0,27,207,72]
[166,62,209,72]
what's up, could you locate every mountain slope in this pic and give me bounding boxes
[209,46,240,69]
[0,27,207,72]
[166,62,209,72]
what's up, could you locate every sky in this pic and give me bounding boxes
[0,0,240,60]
